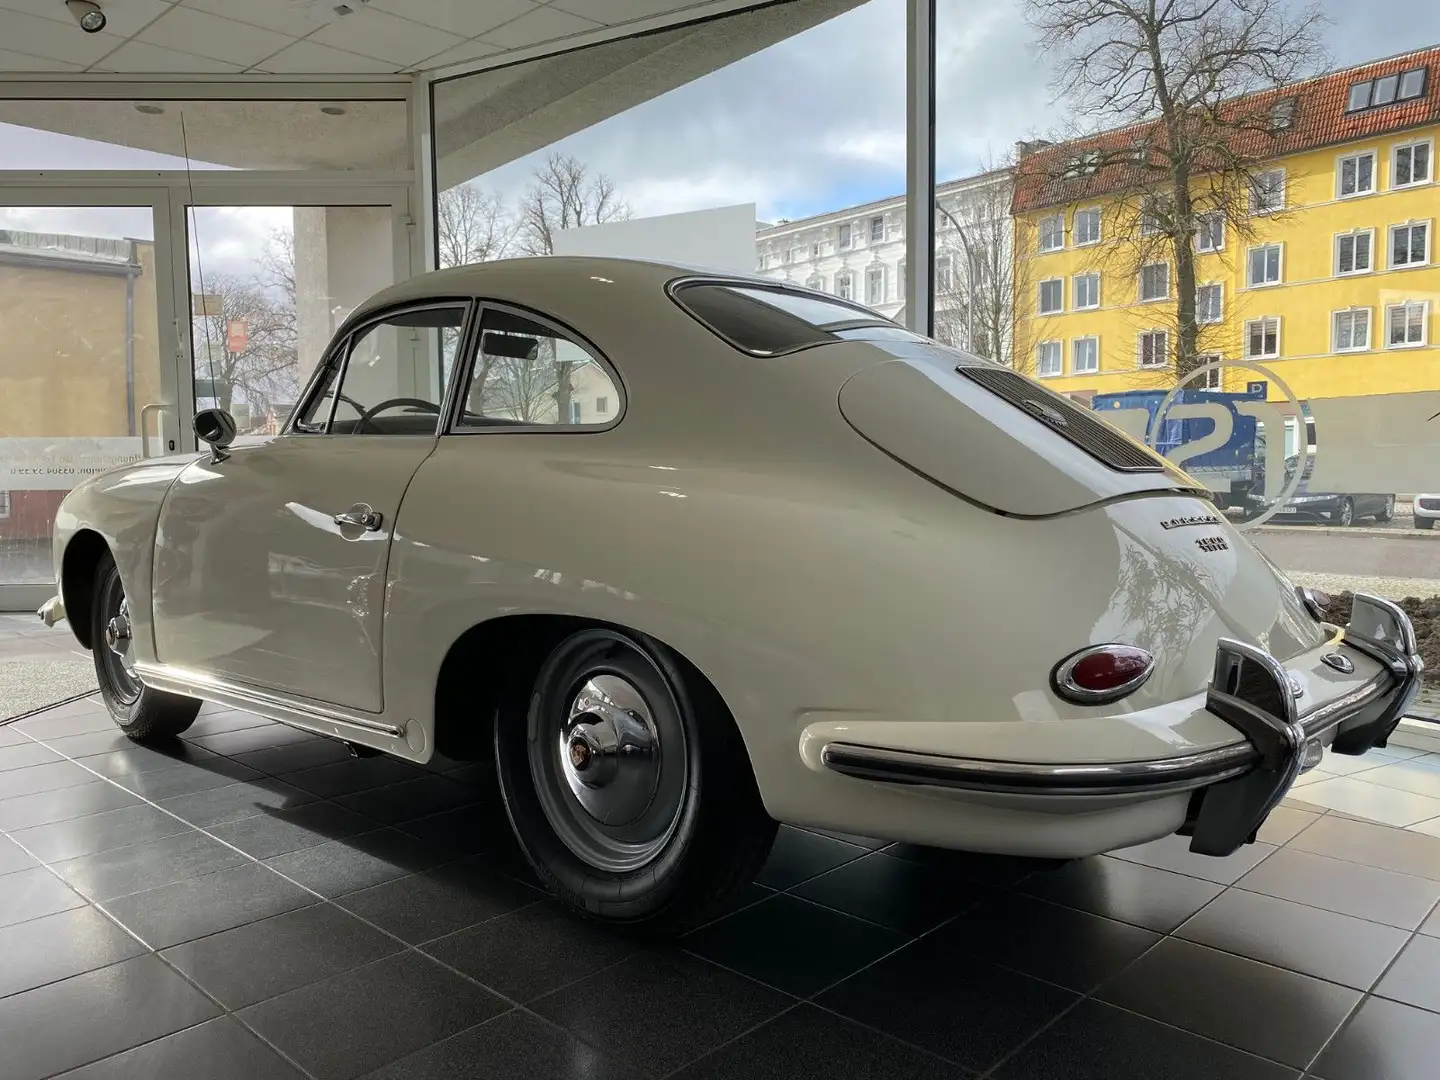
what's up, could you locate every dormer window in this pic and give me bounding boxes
[1270,97,1296,130]
[1346,66,1428,113]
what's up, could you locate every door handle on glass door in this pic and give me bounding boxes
[334,505,383,531]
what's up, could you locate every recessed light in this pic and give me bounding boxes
[320,105,347,116]
[134,104,165,115]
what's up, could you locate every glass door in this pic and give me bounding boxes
[0,193,180,612]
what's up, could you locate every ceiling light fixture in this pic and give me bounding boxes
[320,106,347,116]
[65,0,107,33]
[134,104,165,115]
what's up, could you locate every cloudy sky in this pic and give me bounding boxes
[1,0,1435,283]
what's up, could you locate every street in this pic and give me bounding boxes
[1253,526,1440,600]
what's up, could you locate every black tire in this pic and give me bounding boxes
[1419,517,1436,531]
[91,551,200,741]
[494,627,776,936]
[1375,497,1395,523]
[1337,498,1355,527]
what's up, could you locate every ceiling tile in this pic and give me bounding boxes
[480,4,600,48]
[138,6,293,67]
[253,38,398,74]
[549,0,706,25]
[182,0,339,38]
[0,7,125,65]
[308,6,464,66]
[366,0,539,38]
[415,38,500,72]
[0,0,174,35]
[0,46,82,72]
[90,38,244,72]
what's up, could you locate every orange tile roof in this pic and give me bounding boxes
[1012,46,1440,215]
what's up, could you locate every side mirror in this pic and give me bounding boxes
[193,408,237,463]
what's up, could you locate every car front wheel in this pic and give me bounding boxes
[91,552,200,741]
[1336,498,1355,527]
[494,627,775,935]
[1375,496,1395,523]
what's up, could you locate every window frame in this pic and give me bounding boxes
[836,270,854,301]
[447,299,627,435]
[1073,272,1101,311]
[1197,282,1224,324]
[837,223,853,249]
[1393,139,1434,187]
[1138,261,1170,302]
[1037,277,1065,315]
[1195,355,1223,390]
[1244,316,1282,360]
[1389,220,1432,268]
[865,264,886,305]
[1137,329,1168,369]
[1335,148,1378,198]
[1073,206,1102,246]
[1334,229,1375,276]
[869,216,885,243]
[1385,300,1430,349]
[1249,168,1286,213]
[1332,308,1372,353]
[1035,339,1063,378]
[1071,335,1100,374]
[0,489,9,521]
[1038,213,1065,253]
[1195,212,1225,253]
[288,298,476,438]
[1246,242,1284,288]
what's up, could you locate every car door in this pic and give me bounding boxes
[151,301,470,712]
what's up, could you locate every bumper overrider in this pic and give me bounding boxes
[819,593,1424,858]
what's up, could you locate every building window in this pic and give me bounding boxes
[1140,210,1163,236]
[1247,243,1283,287]
[836,271,853,301]
[1390,221,1431,267]
[1138,330,1168,368]
[1333,309,1371,352]
[870,216,885,243]
[1346,67,1427,113]
[1337,151,1376,197]
[1197,283,1223,324]
[1245,317,1281,359]
[1038,214,1065,252]
[1270,98,1297,131]
[1036,340,1062,377]
[0,490,9,520]
[1395,141,1432,187]
[811,242,821,259]
[1074,272,1100,310]
[1195,357,1222,389]
[570,401,584,424]
[1072,336,1099,374]
[1139,263,1169,302]
[1196,213,1225,252]
[935,255,953,292]
[1249,168,1285,213]
[896,260,905,296]
[1386,301,1429,348]
[866,265,885,305]
[807,275,824,292]
[1038,278,1064,314]
[838,223,852,249]
[782,248,792,264]
[1335,230,1374,275]
[595,396,609,415]
[1074,207,1101,246]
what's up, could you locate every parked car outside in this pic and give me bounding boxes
[1414,495,1440,530]
[1244,454,1395,526]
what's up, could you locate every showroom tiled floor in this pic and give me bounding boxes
[1,695,1440,1079]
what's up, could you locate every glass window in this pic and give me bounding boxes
[1386,302,1429,348]
[1395,142,1432,186]
[836,272,854,301]
[1245,317,1281,359]
[1338,152,1376,196]
[1250,169,1285,212]
[457,309,617,428]
[1196,213,1225,252]
[838,223,853,249]
[1197,284,1223,324]
[1195,358,1222,389]
[866,265,885,305]
[1038,278,1064,314]
[1373,75,1400,106]
[673,283,910,357]
[1333,309,1371,352]
[1036,340,1062,376]
[1138,330,1167,368]
[1039,214,1065,252]
[1248,244,1283,286]
[1390,222,1430,267]
[870,217,885,243]
[297,306,464,436]
[1346,81,1372,112]
[935,256,953,292]
[1072,337,1099,374]
[1074,208,1101,245]
[1140,211,1163,236]
[1139,263,1169,301]
[1399,68,1427,99]
[1336,231,1373,275]
[1074,273,1101,310]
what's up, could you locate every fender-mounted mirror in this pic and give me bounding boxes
[194,408,237,464]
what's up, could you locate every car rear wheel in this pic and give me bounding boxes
[1375,496,1395,523]
[1337,498,1355,527]
[494,627,775,935]
[91,552,200,741]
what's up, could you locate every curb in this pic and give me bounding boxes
[1252,525,1440,540]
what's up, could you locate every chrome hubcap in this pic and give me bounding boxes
[105,598,136,673]
[559,676,660,828]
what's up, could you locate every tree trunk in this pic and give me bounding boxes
[1170,165,1200,382]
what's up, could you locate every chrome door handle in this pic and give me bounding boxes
[334,505,383,531]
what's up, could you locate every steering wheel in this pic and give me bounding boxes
[354,397,443,434]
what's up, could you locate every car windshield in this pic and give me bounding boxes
[672,281,920,356]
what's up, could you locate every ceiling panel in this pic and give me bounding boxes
[308,6,466,66]
[180,0,338,38]
[480,4,601,49]
[0,44,81,70]
[92,39,244,73]
[416,37,501,71]
[0,7,126,66]
[549,0,712,25]
[366,0,541,39]
[0,0,175,35]
[137,5,293,67]
[253,38,399,74]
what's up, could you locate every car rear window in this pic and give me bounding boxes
[672,282,921,356]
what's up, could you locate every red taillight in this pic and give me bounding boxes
[1052,644,1155,705]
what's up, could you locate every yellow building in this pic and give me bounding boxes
[1010,48,1439,404]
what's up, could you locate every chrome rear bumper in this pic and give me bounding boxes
[819,593,1424,857]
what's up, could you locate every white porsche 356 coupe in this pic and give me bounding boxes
[43,257,1422,934]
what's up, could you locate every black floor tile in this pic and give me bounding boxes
[423,898,640,1002]
[158,776,319,827]
[816,945,1077,1072]
[0,832,36,876]
[881,844,1059,887]
[359,1009,643,1080]
[1289,814,1440,881]
[103,861,317,949]
[233,737,356,776]
[0,781,141,832]
[1373,934,1440,1013]
[108,756,262,800]
[180,711,274,738]
[336,774,479,826]
[78,741,221,779]
[0,742,61,772]
[9,803,192,863]
[335,854,542,944]
[0,905,147,999]
[1176,887,1409,989]
[0,954,221,1080]
[1109,832,1276,885]
[1098,938,1360,1068]
[208,800,374,859]
[52,828,250,902]
[1022,856,1224,933]
[792,851,990,934]
[264,828,450,897]
[0,865,87,928]
[35,728,149,759]
[671,1002,963,1080]
[283,756,426,799]
[754,826,869,890]
[1237,847,1440,929]
[533,950,792,1078]
[238,950,508,1080]
[1309,996,1440,1080]
[54,1016,306,1080]
[15,709,116,741]
[927,893,1160,993]
[191,724,320,756]
[991,999,1297,1080]
[0,759,98,800]
[161,901,404,1009]
[684,893,905,998]
[397,804,515,863]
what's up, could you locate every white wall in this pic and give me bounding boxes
[551,203,757,275]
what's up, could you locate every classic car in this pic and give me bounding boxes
[40,257,1423,934]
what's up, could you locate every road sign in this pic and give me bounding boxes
[226,319,249,352]
[193,292,222,317]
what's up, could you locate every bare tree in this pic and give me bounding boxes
[514,152,632,257]
[1022,0,1328,379]
[934,168,1018,363]
[475,339,562,423]
[437,183,516,268]
[193,271,298,430]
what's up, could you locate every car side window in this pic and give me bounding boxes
[294,305,467,436]
[455,308,619,429]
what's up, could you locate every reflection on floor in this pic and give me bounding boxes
[2,696,1439,1079]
